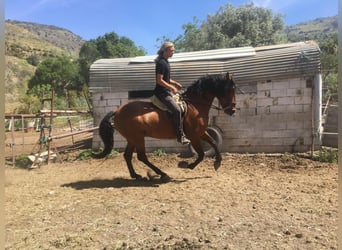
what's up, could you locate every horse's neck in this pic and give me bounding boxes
[188,93,215,115]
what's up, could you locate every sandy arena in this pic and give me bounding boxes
[5,143,338,249]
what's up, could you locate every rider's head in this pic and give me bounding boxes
[157,41,175,59]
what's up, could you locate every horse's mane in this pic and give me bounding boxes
[186,74,229,97]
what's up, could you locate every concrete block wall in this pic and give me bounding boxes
[92,77,318,153]
[92,92,127,151]
[214,78,317,153]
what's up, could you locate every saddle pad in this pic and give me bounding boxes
[150,94,186,113]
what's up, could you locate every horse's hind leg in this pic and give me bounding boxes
[124,143,142,180]
[136,149,170,181]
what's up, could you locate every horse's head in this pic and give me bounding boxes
[216,72,236,116]
[185,72,236,116]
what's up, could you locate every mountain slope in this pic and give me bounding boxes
[5,20,85,112]
[6,20,84,59]
[285,15,337,42]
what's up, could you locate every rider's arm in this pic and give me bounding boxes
[170,79,183,89]
[156,74,178,94]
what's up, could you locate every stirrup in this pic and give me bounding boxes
[178,135,190,145]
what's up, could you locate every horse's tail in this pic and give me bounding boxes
[92,111,115,159]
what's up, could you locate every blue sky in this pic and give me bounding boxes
[5,0,337,55]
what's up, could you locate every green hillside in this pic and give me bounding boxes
[5,56,36,113]
[6,20,84,59]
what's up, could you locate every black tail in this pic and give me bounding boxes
[92,111,115,159]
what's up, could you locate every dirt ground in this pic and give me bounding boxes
[5,143,338,250]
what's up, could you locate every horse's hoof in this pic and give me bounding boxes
[160,174,171,182]
[214,161,221,171]
[147,170,157,181]
[187,163,197,169]
[134,174,143,180]
[178,161,188,168]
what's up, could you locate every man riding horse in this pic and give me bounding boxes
[93,42,236,181]
[154,41,190,145]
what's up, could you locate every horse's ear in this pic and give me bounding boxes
[226,72,233,80]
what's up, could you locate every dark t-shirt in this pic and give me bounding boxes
[154,57,171,95]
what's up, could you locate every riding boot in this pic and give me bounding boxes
[173,114,190,145]
[178,133,190,145]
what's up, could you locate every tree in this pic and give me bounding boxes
[26,54,40,66]
[78,32,146,85]
[28,56,78,97]
[24,32,146,112]
[320,33,338,102]
[173,3,285,52]
[17,94,40,114]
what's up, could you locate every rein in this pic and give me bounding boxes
[211,104,237,112]
[180,93,236,112]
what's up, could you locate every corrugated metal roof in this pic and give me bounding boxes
[130,46,256,63]
[89,41,321,92]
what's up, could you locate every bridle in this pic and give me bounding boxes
[211,82,237,112]
[211,103,237,112]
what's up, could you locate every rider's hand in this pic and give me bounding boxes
[174,82,183,89]
[171,86,178,94]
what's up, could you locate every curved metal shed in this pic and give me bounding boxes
[89,41,321,92]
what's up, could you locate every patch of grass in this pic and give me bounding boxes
[280,152,297,162]
[77,148,120,161]
[108,149,120,158]
[15,154,31,168]
[152,149,166,156]
[76,149,93,161]
[314,147,338,163]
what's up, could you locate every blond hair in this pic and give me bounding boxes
[156,41,174,58]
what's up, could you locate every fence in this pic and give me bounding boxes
[5,112,97,166]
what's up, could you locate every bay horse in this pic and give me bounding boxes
[93,72,236,181]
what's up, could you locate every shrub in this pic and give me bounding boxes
[15,154,31,168]
[152,149,166,156]
[315,147,338,163]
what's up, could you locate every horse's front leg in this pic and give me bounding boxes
[201,131,222,170]
[187,140,205,170]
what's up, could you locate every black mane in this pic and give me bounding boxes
[186,73,230,97]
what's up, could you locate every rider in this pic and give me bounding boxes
[154,41,190,145]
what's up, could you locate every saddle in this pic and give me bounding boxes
[150,93,187,115]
